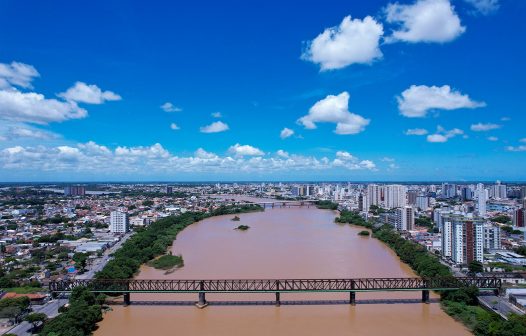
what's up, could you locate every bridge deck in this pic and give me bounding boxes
[49,277,501,293]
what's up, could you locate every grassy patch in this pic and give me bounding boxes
[148,255,184,270]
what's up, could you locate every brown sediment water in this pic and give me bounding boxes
[95,206,470,336]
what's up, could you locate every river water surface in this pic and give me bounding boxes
[95,206,470,335]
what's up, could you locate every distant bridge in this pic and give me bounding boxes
[49,277,501,308]
[233,200,318,209]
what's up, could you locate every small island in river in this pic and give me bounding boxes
[235,224,250,231]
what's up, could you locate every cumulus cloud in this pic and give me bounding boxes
[470,122,501,131]
[170,123,180,130]
[59,82,121,104]
[3,126,59,140]
[298,92,370,135]
[200,121,229,133]
[276,150,289,158]
[405,128,428,135]
[397,85,485,117]
[161,102,182,112]
[487,136,498,141]
[385,0,465,43]
[228,143,264,157]
[426,125,464,142]
[0,62,40,89]
[464,0,499,15]
[0,89,87,124]
[0,141,379,175]
[280,128,294,139]
[302,15,383,70]
[336,151,355,160]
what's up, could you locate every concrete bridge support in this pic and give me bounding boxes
[350,292,356,306]
[123,293,131,306]
[275,292,281,307]
[422,290,430,303]
[196,292,208,308]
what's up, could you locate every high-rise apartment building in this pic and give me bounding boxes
[460,187,472,201]
[513,209,525,228]
[407,190,417,205]
[416,195,429,210]
[384,185,407,209]
[441,215,484,264]
[110,211,129,234]
[483,225,501,250]
[476,183,487,217]
[367,184,382,208]
[442,183,457,198]
[490,181,507,200]
[64,185,86,196]
[394,206,415,231]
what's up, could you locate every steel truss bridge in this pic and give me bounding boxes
[49,277,501,308]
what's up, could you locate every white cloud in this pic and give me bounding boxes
[0,62,39,89]
[302,15,383,70]
[487,136,498,141]
[194,148,218,159]
[170,123,180,130]
[397,85,485,117]
[336,151,355,160]
[385,0,465,43]
[161,102,182,112]
[200,121,229,133]
[470,122,501,131]
[405,128,428,135]
[211,112,222,118]
[426,125,464,142]
[0,141,379,174]
[298,92,370,135]
[0,89,87,124]
[228,143,264,157]
[280,128,294,139]
[276,150,289,158]
[520,138,526,143]
[464,0,499,15]
[381,157,395,162]
[59,82,121,104]
[4,126,58,140]
[506,145,526,152]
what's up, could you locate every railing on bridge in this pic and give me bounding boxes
[49,277,501,308]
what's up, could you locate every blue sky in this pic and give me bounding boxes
[0,0,524,181]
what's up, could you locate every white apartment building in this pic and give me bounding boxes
[110,210,129,234]
[441,214,484,264]
[476,183,487,217]
[394,206,415,231]
[384,185,407,209]
[483,225,501,250]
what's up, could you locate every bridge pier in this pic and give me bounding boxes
[123,293,131,306]
[349,292,356,306]
[196,292,208,308]
[421,290,429,304]
[275,292,281,307]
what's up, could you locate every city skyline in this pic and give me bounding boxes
[0,0,524,181]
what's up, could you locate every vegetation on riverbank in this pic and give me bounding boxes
[315,200,338,210]
[235,225,250,231]
[95,204,262,280]
[358,230,370,236]
[41,286,104,336]
[148,254,184,270]
[335,210,526,335]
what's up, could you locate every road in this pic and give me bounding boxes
[478,294,524,320]
[76,232,134,280]
[3,232,133,335]
[4,296,69,336]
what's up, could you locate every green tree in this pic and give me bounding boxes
[468,260,483,274]
[25,312,47,330]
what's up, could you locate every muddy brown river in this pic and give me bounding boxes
[95,206,470,335]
